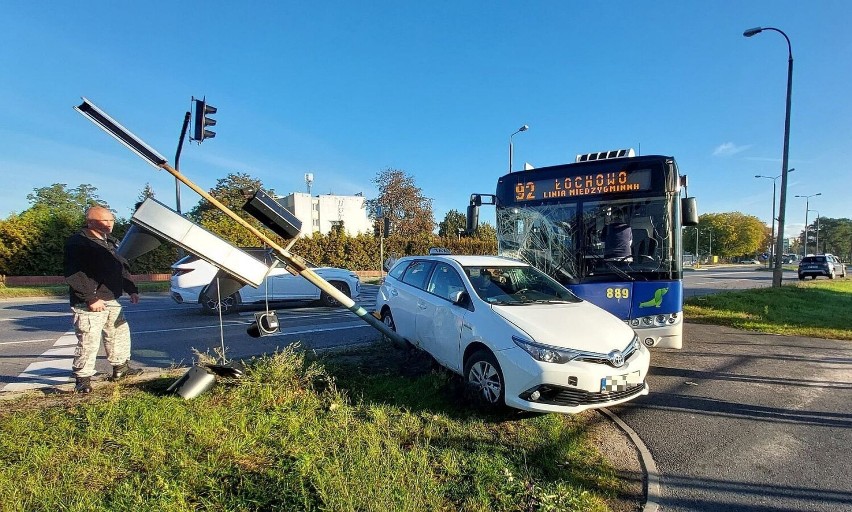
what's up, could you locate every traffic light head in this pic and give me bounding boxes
[193,98,217,142]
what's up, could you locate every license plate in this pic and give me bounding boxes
[601,371,642,393]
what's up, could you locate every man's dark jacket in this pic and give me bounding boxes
[63,229,138,307]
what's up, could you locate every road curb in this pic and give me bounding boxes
[600,408,661,512]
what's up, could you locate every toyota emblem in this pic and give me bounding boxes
[608,350,625,368]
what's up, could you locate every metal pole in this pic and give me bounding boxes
[174,112,191,214]
[709,230,713,263]
[770,180,776,267]
[509,125,528,173]
[157,161,406,346]
[803,198,809,258]
[695,226,700,266]
[809,210,820,254]
[772,31,793,287]
[816,214,820,253]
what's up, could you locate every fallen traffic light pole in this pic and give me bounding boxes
[74,97,405,347]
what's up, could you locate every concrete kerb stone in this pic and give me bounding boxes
[599,407,661,512]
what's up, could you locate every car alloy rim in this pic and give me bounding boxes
[383,315,394,330]
[469,361,501,403]
[205,295,233,312]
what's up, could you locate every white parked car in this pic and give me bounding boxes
[170,249,360,314]
[375,253,650,414]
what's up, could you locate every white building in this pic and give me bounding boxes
[278,192,372,237]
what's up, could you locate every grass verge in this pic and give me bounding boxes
[0,281,169,299]
[685,279,852,339]
[0,344,629,511]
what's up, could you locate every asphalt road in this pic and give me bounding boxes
[612,323,852,512]
[0,288,383,392]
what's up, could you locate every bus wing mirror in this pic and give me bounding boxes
[682,197,698,226]
[466,204,479,234]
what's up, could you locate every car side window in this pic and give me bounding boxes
[426,263,466,302]
[401,261,435,291]
[388,260,409,280]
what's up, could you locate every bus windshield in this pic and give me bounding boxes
[497,194,680,286]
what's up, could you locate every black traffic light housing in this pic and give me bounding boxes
[374,216,391,237]
[247,311,280,338]
[242,188,302,239]
[193,97,217,141]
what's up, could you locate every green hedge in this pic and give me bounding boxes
[292,232,497,270]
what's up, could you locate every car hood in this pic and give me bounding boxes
[492,302,634,352]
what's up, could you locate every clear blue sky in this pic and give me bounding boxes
[2,1,850,239]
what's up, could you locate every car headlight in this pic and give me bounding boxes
[512,336,589,364]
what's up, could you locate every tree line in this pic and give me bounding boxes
[0,169,497,276]
[684,212,852,261]
[3,171,850,277]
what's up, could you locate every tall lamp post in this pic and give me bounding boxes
[795,193,821,257]
[509,124,528,173]
[808,209,820,253]
[744,26,793,287]
[756,168,795,268]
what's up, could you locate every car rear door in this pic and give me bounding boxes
[270,268,316,300]
[393,261,435,341]
[415,262,468,372]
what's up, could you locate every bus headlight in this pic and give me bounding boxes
[634,313,681,329]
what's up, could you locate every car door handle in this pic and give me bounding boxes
[417,302,427,310]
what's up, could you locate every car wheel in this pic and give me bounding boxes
[464,349,505,408]
[201,292,240,315]
[798,274,805,281]
[320,282,350,307]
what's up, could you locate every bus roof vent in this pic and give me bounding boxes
[575,148,635,163]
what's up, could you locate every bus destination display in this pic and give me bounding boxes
[513,168,652,201]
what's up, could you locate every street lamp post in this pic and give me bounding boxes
[509,124,528,173]
[756,168,795,268]
[744,26,793,287]
[795,193,821,257]
[808,209,820,253]
[695,226,700,266]
[701,227,713,264]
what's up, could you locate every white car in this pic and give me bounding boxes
[375,253,650,414]
[170,249,361,314]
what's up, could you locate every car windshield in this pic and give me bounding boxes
[463,265,581,305]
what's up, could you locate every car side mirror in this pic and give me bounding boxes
[451,290,472,310]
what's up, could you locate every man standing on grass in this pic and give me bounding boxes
[64,205,142,394]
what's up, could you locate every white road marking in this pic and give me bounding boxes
[0,338,58,345]
[2,332,77,392]
[2,319,373,393]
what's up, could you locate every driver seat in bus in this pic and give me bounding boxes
[630,217,658,261]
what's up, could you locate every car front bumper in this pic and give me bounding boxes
[495,346,651,414]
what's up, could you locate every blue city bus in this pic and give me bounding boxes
[467,149,698,349]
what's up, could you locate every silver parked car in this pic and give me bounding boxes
[170,249,360,314]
